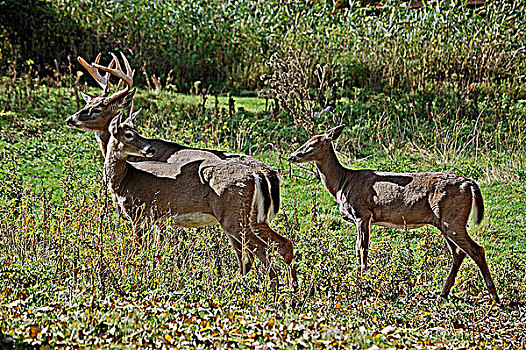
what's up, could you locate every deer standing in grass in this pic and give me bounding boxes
[66,53,296,288]
[289,125,498,302]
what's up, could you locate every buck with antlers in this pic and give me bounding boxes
[289,125,499,302]
[66,53,296,288]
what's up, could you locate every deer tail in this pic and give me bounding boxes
[266,172,280,221]
[252,172,272,223]
[471,182,484,225]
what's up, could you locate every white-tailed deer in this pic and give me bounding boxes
[66,53,280,220]
[104,105,296,288]
[289,125,498,302]
[66,53,295,287]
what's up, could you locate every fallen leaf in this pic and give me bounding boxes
[29,326,41,339]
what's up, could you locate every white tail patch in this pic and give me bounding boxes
[470,185,480,225]
[252,173,267,223]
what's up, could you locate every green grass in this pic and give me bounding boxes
[170,92,268,114]
[1,88,525,348]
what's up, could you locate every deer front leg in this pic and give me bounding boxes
[221,221,279,290]
[355,217,371,275]
[251,222,298,291]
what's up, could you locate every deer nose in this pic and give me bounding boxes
[145,147,156,158]
[65,116,75,126]
[288,155,298,162]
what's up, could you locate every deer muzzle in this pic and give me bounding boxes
[144,146,156,158]
[65,115,78,128]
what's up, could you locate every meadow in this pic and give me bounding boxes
[1,0,526,348]
[0,80,525,348]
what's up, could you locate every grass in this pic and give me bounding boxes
[1,87,525,348]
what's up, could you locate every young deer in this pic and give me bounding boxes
[102,105,297,288]
[67,54,295,286]
[289,125,498,302]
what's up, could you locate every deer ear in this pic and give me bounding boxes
[80,91,94,104]
[130,108,142,126]
[120,88,136,109]
[325,124,345,140]
[109,112,123,135]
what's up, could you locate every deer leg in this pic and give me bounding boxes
[355,217,371,274]
[446,227,499,303]
[221,221,278,287]
[245,233,279,288]
[251,222,298,291]
[226,234,254,275]
[440,237,467,298]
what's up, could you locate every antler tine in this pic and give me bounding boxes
[78,54,108,90]
[120,52,135,80]
[92,52,134,89]
[103,58,116,95]
[94,52,102,64]
[129,101,135,119]
[132,107,142,121]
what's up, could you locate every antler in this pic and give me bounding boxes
[92,52,135,104]
[77,53,115,94]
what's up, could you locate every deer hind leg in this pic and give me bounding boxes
[226,234,254,275]
[251,222,298,291]
[445,225,499,303]
[355,216,371,275]
[440,237,467,298]
[220,221,278,286]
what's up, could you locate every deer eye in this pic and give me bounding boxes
[124,131,133,139]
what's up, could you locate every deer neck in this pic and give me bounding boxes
[94,113,120,157]
[95,129,111,157]
[104,141,128,193]
[314,144,348,197]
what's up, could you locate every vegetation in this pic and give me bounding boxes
[2,1,525,94]
[1,0,525,348]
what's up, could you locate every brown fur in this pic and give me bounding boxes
[100,113,298,290]
[289,125,498,302]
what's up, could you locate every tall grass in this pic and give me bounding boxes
[2,1,525,95]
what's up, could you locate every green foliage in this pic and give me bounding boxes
[0,0,113,77]
[2,1,525,96]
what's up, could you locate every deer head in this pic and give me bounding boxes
[108,102,155,159]
[66,52,136,132]
[288,125,345,163]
